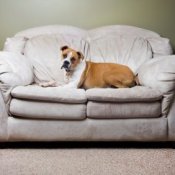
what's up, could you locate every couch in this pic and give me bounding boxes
[0,25,175,142]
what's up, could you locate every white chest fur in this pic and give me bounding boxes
[63,60,86,88]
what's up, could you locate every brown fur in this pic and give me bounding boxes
[79,61,136,89]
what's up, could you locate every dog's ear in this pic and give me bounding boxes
[77,51,84,60]
[60,45,68,51]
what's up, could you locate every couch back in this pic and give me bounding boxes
[3,25,173,84]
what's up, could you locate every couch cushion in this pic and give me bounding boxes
[15,25,86,38]
[88,35,152,73]
[88,25,173,58]
[10,85,87,120]
[24,34,88,85]
[86,86,163,119]
[3,37,28,55]
[87,101,161,119]
[14,25,173,57]
[86,86,162,102]
[10,99,86,120]
[11,85,87,104]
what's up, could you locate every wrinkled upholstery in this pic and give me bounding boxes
[138,56,175,94]
[86,86,162,119]
[10,85,87,120]
[0,25,175,141]
[24,34,89,84]
[11,85,87,103]
[88,25,173,57]
[87,101,161,119]
[10,99,86,120]
[15,25,87,38]
[138,56,175,116]
[86,86,162,102]
[3,37,28,54]
[88,35,152,73]
[0,52,33,107]
[13,25,173,56]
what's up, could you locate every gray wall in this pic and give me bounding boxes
[0,0,175,50]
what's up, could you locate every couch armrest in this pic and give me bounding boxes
[0,51,33,86]
[168,96,175,140]
[138,55,175,116]
[0,89,8,141]
[0,51,34,104]
[138,55,175,93]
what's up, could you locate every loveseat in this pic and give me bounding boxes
[0,25,175,142]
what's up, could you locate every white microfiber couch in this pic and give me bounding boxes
[0,25,175,142]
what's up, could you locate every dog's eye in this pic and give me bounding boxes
[63,54,67,58]
[71,57,76,63]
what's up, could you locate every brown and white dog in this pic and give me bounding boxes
[60,46,136,89]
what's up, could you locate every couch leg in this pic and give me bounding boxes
[0,142,7,148]
[169,142,175,148]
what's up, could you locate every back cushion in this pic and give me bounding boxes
[24,34,88,84]
[88,35,153,74]
[3,37,28,55]
[88,25,173,58]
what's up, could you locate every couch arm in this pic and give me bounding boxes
[0,89,8,141]
[168,96,175,140]
[138,55,175,93]
[138,55,175,116]
[0,51,34,104]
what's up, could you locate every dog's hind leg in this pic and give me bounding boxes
[103,72,133,88]
[111,81,129,88]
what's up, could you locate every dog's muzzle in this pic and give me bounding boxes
[61,60,71,72]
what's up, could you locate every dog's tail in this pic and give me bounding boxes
[127,75,140,88]
[134,74,140,86]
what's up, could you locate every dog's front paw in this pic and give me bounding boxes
[39,80,57,87]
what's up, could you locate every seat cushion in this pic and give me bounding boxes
[10,85,87,120]
[11,85,87,104]
[10,99,86,120]
[86,86,163,119]
[87,101,161,119]
[86,86,162,102]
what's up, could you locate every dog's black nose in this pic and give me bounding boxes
[64,60,70,65]
[61,60,70,70]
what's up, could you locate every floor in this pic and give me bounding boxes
[0,142,175,175]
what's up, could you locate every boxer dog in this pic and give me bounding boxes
[60,46,136,89]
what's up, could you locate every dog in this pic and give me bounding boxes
[60,46,136,89]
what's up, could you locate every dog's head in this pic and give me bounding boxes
[60,46,84,72]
